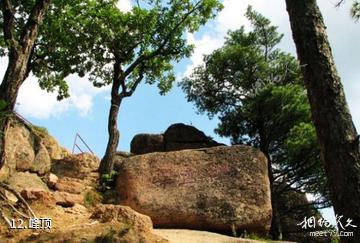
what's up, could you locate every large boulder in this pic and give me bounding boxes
[131,134,164,155]
[115,145,272,234]
[130,123,222,155]
[164,123,221,151]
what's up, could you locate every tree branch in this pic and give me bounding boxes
[20,0,50,50]
[124,65,145,98]
[335,0,346,7]
[124,0,204,77]
[1,0,19,49]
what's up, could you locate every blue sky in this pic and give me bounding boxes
[1,0,359,226]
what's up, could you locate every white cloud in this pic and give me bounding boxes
[184,33,224,77]
[183,0,270,78]
[117,0,132,13]
[14,72,110,119]
[15,76,70,119]
[216,0,265,33]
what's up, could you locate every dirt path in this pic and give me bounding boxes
[154,229,265,243]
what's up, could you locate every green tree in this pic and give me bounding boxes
[0,0,93,172]
[38,0,222,177]
[0,0,51,170]
[286,1,360,242]
[180,7,328,240]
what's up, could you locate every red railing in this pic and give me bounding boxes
[14,111,32,126]
[72,133,94,155]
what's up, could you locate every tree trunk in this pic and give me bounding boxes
[261,145,283,240]
[268,162,283,240]
[285,1,360,242]
[0,0,51,170]
[259,127,283,239]
[99,63,123,177]
[99,99,121,176]
[0,51,31,109]
[0,51,30,170]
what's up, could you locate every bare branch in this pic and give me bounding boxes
[0,182,37,219]
[335,0,346,8]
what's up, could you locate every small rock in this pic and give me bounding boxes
[45,173,58,189]
[54,191,83,207]
[4,190,18,203]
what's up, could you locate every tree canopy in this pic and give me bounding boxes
[34,0,223,175]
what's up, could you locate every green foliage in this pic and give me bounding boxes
[83,190,103,207]
[118,223,132,237]
[95,225,133,242]
[0,100,7,111]
[95,228,117,243]
[0,0,78,100]
[101,170,118,190]
[351,0,360,20]
[331,236,340,243]
[31,125,49,135]
[32,0,222,99]
[246,233,269,242]
[180,6,329,206]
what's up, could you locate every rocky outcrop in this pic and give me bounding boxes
[164,123,221,151]
[115,145,272,234]
[0,203,168,243]
[6,171,50,193]
[130,123,222,155]
[0,118,68,181]
[51,153,99,181]
[131,134,164,155]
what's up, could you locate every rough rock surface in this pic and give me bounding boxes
[164,123,221,151]
[53,191,84,207]
[131,134,165,155]
[130,123,222,155]
[51,153,99,181]
[54,177,85,194]
[6,171,49,192]
[0,119,68,181]
[90,204,169,243]
[0,203,168,243]
[115,145,272,234]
